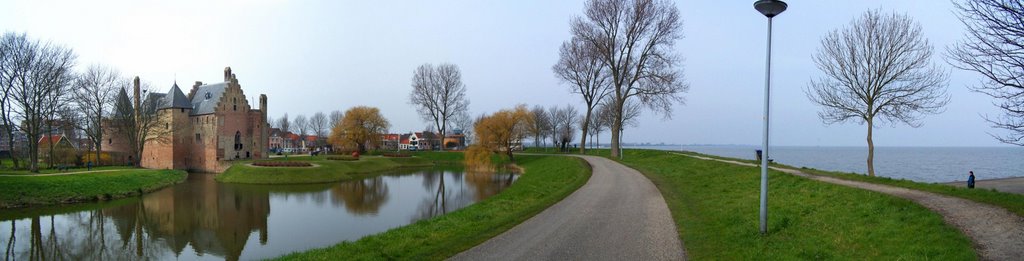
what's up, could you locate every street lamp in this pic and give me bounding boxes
[754,0,786,235]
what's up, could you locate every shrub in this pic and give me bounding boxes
[252,161,312,167]
[382,152,411,158]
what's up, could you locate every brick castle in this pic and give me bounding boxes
[104,67,269,172]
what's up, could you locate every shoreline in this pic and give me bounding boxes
[945,176,1024,195]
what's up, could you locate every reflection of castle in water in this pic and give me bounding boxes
[1,173,270,261]
[110,173,271,260]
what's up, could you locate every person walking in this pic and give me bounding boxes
[968,171,976,189]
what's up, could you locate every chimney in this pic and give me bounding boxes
[194,81,203,88]
[224,67,232,81]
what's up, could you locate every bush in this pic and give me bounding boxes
[326,156,359,161]
[252,161,312,167]
[382,152,411,158]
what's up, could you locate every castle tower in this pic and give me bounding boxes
[259,94,268,159]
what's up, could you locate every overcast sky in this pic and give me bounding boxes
[2,0,1011,147]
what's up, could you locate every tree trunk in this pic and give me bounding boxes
[866,118,875,177]
[580,109,592,154]
[610,114,622,158]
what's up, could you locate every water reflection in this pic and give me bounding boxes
[1,167,516,260]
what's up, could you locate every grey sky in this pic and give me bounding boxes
[1,0,1008,147]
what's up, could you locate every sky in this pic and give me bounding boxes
[1,0,1012,147]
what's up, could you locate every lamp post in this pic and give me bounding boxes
[754,0,786,235]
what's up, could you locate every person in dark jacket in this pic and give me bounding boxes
[967,171,976,189]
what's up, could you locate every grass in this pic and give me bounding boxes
[274,154,591,260]
[0,165,134,175]
[216,155,435,184]
[586,149,975,260]
[0,169,187,208]
[670,150,1024,218]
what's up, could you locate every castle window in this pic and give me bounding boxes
[234,131,242,151]
[166,123,169,129]
[205,92,211,99]
[181,108,185,113]
[233,105,237,111]
[196,133,201,143]
[108,139,112,144]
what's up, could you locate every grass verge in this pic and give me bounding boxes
[671,150,1024,217]
[216,156,434,184]
[274,154,591,260]
[0,169,186,208]
[600,149,974,260]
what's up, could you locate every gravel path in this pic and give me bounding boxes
[450,155,685,261]
[681,153,1024,261]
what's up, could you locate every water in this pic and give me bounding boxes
[636,145,1024,183]
[0,167,517,260]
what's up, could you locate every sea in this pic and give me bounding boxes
[631,145,1024,183]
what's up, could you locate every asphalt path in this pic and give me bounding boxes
[450,155,685,261]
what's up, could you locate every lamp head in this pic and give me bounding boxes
[754,0,787,18]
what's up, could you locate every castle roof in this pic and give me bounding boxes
[159,82,193,109]
[190,82,227,115]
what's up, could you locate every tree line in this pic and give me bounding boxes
[0,32,168,172]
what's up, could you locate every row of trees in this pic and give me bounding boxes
[0,32,160,172]
[271,111,343,149]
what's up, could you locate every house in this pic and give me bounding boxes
[38,135,78,166]
[103,67,269,172]
[397,132,439,151]
[269,128,285,152]
[443,129,467,150]
[380,134,400,151]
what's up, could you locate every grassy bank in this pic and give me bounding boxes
[275,154,591,260]
[671,150,1024,217]
[216,156,434,184]
[599,149,974,259]
[0,169,187,208]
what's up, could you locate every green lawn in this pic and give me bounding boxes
[597,149,975,260]
[274,154,591,260]
[0,169,187,208]
[671,150,1024,218]
[0,165,134,175]
[216,155,435,184]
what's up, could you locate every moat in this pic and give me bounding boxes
[0,168,517,260]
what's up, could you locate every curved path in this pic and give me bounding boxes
[681,154,1024,261]
[451,155,685,261]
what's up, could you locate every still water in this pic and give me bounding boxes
[0,167,517,260]
[641,145,1024,183]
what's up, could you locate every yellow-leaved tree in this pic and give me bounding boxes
[466,105,533,169]
[329,106,390,153]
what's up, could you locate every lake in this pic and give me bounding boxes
[0,167,517,260]
[635,145,1024,183]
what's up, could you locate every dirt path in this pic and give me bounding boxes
[679,153,1024,261]
[451,155,685,261]
[0,169,128,177]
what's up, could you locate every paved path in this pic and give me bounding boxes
[0,169,127,177]
[680,153,1024,261]
[451,155,685,261]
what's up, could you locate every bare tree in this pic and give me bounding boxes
[110,77,167,167]
[276,113,290,133]
[450,109,473,147]
[571,0,688,158]
[550,105,580,152]
[294,114,309,149]
[0,33,23,168]
[73,64,122,165]
[948,0,1024,145]
[329,110,343,131]
[409,63,470,151]
[310,111,328,147]
[588,103,613,149]
[807,9,949,177]
[526,105,552,148]
[4,33,76,172]
[554,37,610,154]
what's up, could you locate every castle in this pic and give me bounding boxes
[104,67,269,172]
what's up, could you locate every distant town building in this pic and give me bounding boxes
[103,67,269,172]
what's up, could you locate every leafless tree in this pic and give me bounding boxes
[554,37,610,154]
[450,109,473,147]
[807,9,949,177]
[294,114,309,149]
[588,103,614,149]
[0,33,24,168]
[3,33,76,172]
[329,110,343,130]
[310,111,328,147]
[571,0,688,158]
[409,63,470,151]
[73,64,122,165]
[276,113,290,133]
[947,0,1024,145]
[549,105,580,152]
[526,105,552,148]
[110,77,166,167]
